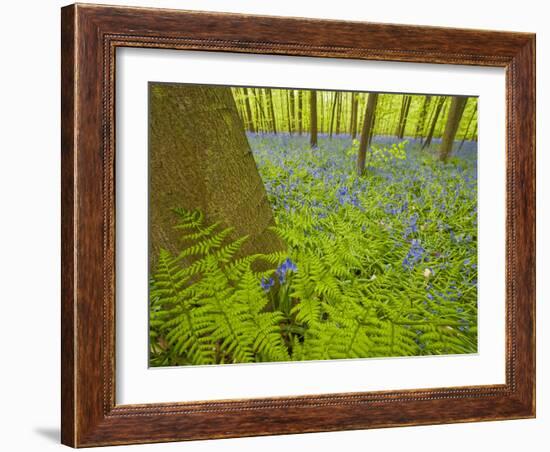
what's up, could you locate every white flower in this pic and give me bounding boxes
[423,268,432,278]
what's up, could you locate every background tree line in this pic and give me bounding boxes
[231,87,478,170]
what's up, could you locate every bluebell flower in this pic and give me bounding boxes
[402,239,426,270]
[260,277,275,292]
[276,258,297,284]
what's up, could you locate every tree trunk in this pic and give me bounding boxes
[267,89,277,134]
[241,87,255,133]
[356,92,379,175]
[350,92,358,138]
[285,91,291,134]
[252,89,268,133]
[289,90,296,134]
[149,83,285,270]
[422,96,446,150]
[459,102,477,150]
[395,95,412,139]
[319,92,325,133]
[335,93,342,136]
[439,96,468,162]
[329,92,338,138]
[414,95,432,139]
[310,90,318,148]
[297,91,303,135]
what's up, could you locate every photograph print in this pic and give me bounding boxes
[148,83,478,367]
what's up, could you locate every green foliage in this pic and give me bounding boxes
[347,139,408,168]
[150,209,289,366]
[150,140,478,369]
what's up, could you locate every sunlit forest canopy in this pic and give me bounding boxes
[231,87,478,144]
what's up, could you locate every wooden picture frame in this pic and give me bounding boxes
[61,3,535,447]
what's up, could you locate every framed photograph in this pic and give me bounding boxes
[61,3,535,447]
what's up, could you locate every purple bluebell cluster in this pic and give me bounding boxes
[276,258,297,285]
[260,277,275,292]
[336,186,362,208]
[402,239,426,270]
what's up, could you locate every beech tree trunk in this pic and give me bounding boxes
[350,93,358,138]
[266,89,277,134]
[395,95,412,139]
[328,92,338,138]
[415,95,432,139]
[439,96,468,162]
[422,96,446,150]
[357,92,379,175]
[297,91,303,135]
[242,87,255,133]
[459,103,477,150]
[310,90,318,148]
[149,83,285,269]
[335,93,342,136]
[252,88,268,133]
[289,90,296,135]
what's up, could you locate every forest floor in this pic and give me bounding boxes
[249,133,478,358]
[149,134,479,366]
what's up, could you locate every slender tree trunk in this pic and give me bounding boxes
[395,95,412,139]
[356,93,379,175]
[435,99,450,138]
[439,96,468,162]
[394,96,406,137]
[459,102,477,150]
[242,87,255,133]
[233,90,246,124]
[149,84,284,269]
[385,96,393,136]
[252,89,268,133]
[329,92,338,138]
[319,92,325,133]
[283,90,290,134]
[422,96,446,150]
[415,95,432,139]
[267,89,277,134]
[310,90,318,148]
[297,91,303,135]
[335,93,342,136]
[350,93,358,138]
[289,90,296,135]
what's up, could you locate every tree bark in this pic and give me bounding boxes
[414,95,432,139]
[297,90,303,135]
[356,92,379,175]
[439,96,468,162]
[285,90,292,134]
[350,92,358,138]
[289,90,296,134]
[459,102,477,150]
[422,96,446,150]
[252,89,268,133]
[241,87,255,133]
[335,93,342,136]
[266,89,277,134]
[395,95,412,139]
[149,83,285,269]
[329,92,338,138]
[310,90,318,148]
